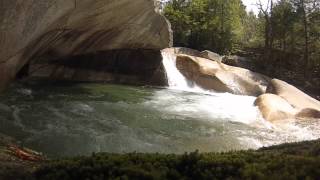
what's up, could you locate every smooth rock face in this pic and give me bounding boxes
[0,0,172,90]
[175,55,270,96]
[200,50,222,62]
[267,79,320,111]
[254,94,296,122]
[254,79,320,122]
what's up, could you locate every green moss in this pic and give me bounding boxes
[33,140,320,180]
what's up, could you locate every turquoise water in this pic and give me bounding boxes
[0,82,318,157]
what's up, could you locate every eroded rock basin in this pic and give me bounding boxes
[0,81,319,158]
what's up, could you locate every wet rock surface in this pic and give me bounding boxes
[175,54,269,96]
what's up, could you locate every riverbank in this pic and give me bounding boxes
[34,139,320,179]
[1,134,319,179]
[0,133,44,179]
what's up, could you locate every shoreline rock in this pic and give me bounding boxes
[266,79,320,111]
[254,79,320,122]
[254,94,297,122]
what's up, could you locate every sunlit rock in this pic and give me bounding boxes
[267,79,320,111]
[175,54,270,96]
[254,94,297,122]
[255,79,320,121]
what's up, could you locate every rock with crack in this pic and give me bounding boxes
[254,94,297,122]
[0,0,172,91]
[266,79,320,119]
[266,79,320,110]
[175,54,270,96]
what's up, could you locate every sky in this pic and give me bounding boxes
[242,0,275,14]
[242,0,260,14]
[160,0,274,15]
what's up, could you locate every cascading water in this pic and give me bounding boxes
[160,48,266,125]
[160,48,319,145]
[161,48,205,92]
[0,51,318,157]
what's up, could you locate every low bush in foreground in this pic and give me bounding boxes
[33,140,320,180]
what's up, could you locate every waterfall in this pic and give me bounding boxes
[160,48,269,126]
[161,49,206,93]
[160,48,319,146]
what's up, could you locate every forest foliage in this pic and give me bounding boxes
[163,0,248,53]
[162,0,320,79]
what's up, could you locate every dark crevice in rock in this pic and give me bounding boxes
[27,49,168,86]
[16,63,30,80]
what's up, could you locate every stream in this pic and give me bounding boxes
[0,50,318,158]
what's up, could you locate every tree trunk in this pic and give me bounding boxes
[269,0,274,49]
[264,16,270,49]
[301,0,309,77]
[283,37,287,51]
[220,2,225,52]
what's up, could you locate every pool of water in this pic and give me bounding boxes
[0,81,319,157]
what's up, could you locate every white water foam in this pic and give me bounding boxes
[161,48,206,93]
[160,48,319,148]
[160,48,265,125]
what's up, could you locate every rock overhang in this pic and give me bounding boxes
[0,0,173,90]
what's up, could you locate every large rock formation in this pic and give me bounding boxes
[266,79,320,119]
[254,94,297,122]
[163,48,319,121]
[175,54,270,96]
[254,79,320,122]
[0,0,172,90]
[266,79,320,111]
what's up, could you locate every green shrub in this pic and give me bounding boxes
[33,140,320,180]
